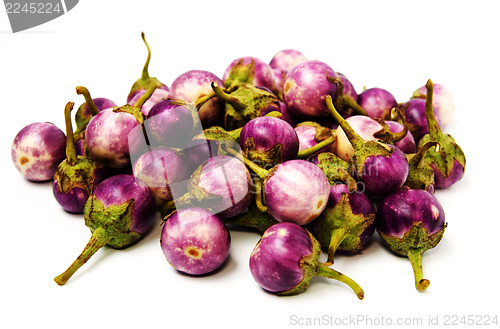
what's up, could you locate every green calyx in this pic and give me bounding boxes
[418,79,466,178]
[326,74,367,116]
[243,137,284,168]
[405,141,439,191]
[211,81,280,130]
[54,156,104,194]
[315,193,376,265]
[279,229,364,299]
[197,125,242,142]
[224,58,256,90]
[84,197,140,248]
[54,197,139,286]
[373,108,409,144]
[378,221,447,292]
[127,32,165,101]
[315,152,357,190]
[114,79,159,126]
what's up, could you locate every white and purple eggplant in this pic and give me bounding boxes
[357,87,398,120]
[133,146,191,207]
[231,150,330,226]
[127,32,169,104]
[283,60,339,119]
[169,70,225,128]
[52,102,108,213]
[165,155,253,219]
[222,56,278,95]
[11,122,66,182]
[311,184,376,265]
[160,207,230,275]
[85,82,159,168]
[412,82,454,127]
[377,189,447,291]
[249,222,364,298]
[54,174,156,285]
[417,80,465,189]
[239,116,299,167]
[145,99,198,148]
[327,96,409,196]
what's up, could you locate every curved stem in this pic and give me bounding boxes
[63,102,78,165]
[133,81,159,112]
[316,263,364,300]
[195,91,216,110]
[297,135,336,159]
[326,95,364,150]
[324,227,348,266]
[54,227,109,286]
[407,248,430,291]
[254,178,267,212]
[224,146,269,179]
[341,95,368,116]
[75,86,100,116]
[211,81,247,112]
[411,141,439,168]
[424,79,443,140]
[140,32,151,81]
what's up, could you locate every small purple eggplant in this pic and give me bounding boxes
[54,174,156,285]
[127,32,168,104]
[249,222,364,298]
[160,208,230,275]
[327,96,409,196]
[418,80,465,189]
[85,82,159,168]
[269,49,308,72]
[311,184,376,265]
[239,116,299,167]
[166,155,252,219]
[52,102,108,213]
[377,189,447,291]
[233,151,330,225]
[357,87,398,120]
[211,81,280,130]
[168,70,225,128]
[283,60,339,119]
[133,146,191,207]
[12,122,66,181]
[222,56,278,95]
[145,99,198,148]
[412,82,454,127]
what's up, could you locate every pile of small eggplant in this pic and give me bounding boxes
[11,33,465,298]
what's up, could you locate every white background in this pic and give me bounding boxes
[1,1,499,328]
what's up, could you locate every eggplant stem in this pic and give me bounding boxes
[63,102,77,165]
[424,79,443,140]
[211,81,246,112]
[324,227,348,266]
[254,178,267,212]
[316,263,365,300]
[297,135,336,159]
[133,81,159,112]
[326,95,364,150]
[76,86,100,116]
[54,227,109,286]
[140,32,151,80]
[407,248,430,291]
[224,147,269,180]
[341,95,368,116]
